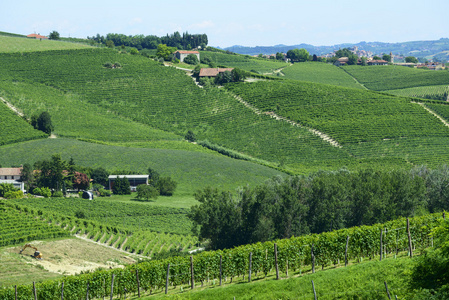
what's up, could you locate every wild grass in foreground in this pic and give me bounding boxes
[147,254,414,299]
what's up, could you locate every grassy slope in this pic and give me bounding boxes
[0,101,47,145]
[200,51,288,73]
[282,62,364,89]
[148,255,414,299]
[0,138,285,195]
[343,65,449,91]
[0,35,92,53]
[0,48,351,173]
[225,80,449,167]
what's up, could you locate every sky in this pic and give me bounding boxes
[1,0,448,48]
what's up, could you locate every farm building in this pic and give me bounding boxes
[0,167,25,193]
[199,68,234,78]
[334,57,349,66]
[174,50,200,63]
[108,175,149,192]
[367,60,389,66]
[27,33,48,39]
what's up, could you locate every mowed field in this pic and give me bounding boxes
[0,35,92,52]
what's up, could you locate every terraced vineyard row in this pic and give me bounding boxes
[342,65,449,91]
[1,210,443,300]
[0,100,47,145]
[386,85,449,100]
[12,197,192,235]
[225,80,449,145]
[0,49,352,171]
[281,62,364,89]
[0,203,70,247]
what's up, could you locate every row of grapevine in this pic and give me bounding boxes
[342,65,449,91]
[0,211,444,299]
[386,85,449,100]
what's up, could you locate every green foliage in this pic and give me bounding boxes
[406,56,419,63]
[136,184,159,201]
[112,176,131,195]
[386,85,449,100]
[98,188,112,197]
[156,176,177,196]
[51,191,63,198]
[287,48,309,62]
[185,130,196,142]
[4,190,23,199]
[335,48,358,65]
[0,101,47,146]
[48,31,60,40]
[34,154,66,191]
[0,183,16,197]
[33,187,51,198]
[184,53,199,65]
[91,167,109,186]
[129,48,139,55]
[156,44,176,61]
[31,111,53,134]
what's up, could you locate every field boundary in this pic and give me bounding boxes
[0,96,24,117]
[413,102,449,128]
[230,93,342,148]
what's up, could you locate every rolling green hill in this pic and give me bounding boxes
[281,62,364,89]
[0,35,92,53]
[342,65,449,91]
[386,84,448,100]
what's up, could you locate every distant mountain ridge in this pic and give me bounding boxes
[220,38,449,59]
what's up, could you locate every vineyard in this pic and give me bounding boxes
[224,80,449,145]
[199,50,288,73]
[281,62,364,89]
[386,84,449,100]
[342,65,449,91]
[0,205,444,299]
[0,101,47,145]
[0,203,70,247]
[0,49,354,173]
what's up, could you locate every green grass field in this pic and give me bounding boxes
[200,51,288,73]
[0,36,92,53]
[148,254,415,299]
[282,62,364,89]
[343,65,449,91]
[0,138,285,195]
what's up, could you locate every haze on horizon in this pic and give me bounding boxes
[1,0,448,48]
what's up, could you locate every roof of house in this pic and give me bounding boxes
[27,33,48,39]
[108,175,149,179]
[0,168,22,176]
[369,60,388,63]
[175,50,199,54]
[337,57,349,62]
[199,68,234,77]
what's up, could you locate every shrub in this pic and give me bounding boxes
[156,176,177,196]
[103,62,113,68]
[98,188,112,197]
[4,190,23,199]
[183,54,199,65]
[33,187,51,198]
[52,191,64,198]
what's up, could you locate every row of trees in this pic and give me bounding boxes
[88,31,208,51]
[189,166,449,250]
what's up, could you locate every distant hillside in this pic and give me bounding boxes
[223,38,449,58]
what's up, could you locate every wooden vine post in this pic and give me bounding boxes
[33,281,37,300]
[248,252,252,282]
[165,263,170,294]
[136,269,140,298]
[86,282,89,300]
[61,282,64,300]
[274,243,279,280]
[344,236,350,267]
[15,285,17,300]
[407,218,413,258]
[110,274,115,300]
[219,255,222,286]
[380,228,383,261]
[311,244,315,274]
[312,280,317,300]
[190,256,195,289]
[384,281,392,299]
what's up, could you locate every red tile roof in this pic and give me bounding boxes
[175,50,199,54]
[0,168,22,176]
[199,68,234,77]
[27,33,48,39]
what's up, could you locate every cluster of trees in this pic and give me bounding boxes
[286,48,310,62]
[189,166,449,250]
[88,31,208,51]
[30,111,53,134]
[193,66,247,87]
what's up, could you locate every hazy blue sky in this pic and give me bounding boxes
[1,0,448,47]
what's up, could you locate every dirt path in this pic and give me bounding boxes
[0,96,24,117]
[414,102,449,128]
[232,94,342,148]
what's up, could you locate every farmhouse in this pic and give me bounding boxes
[367,60,389,66]
[0,167,25,193]
[174,50,200,63]
[199,68,234,78]
[334,57,349,66]
[108,175,149,192]
[27,33,48,39]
